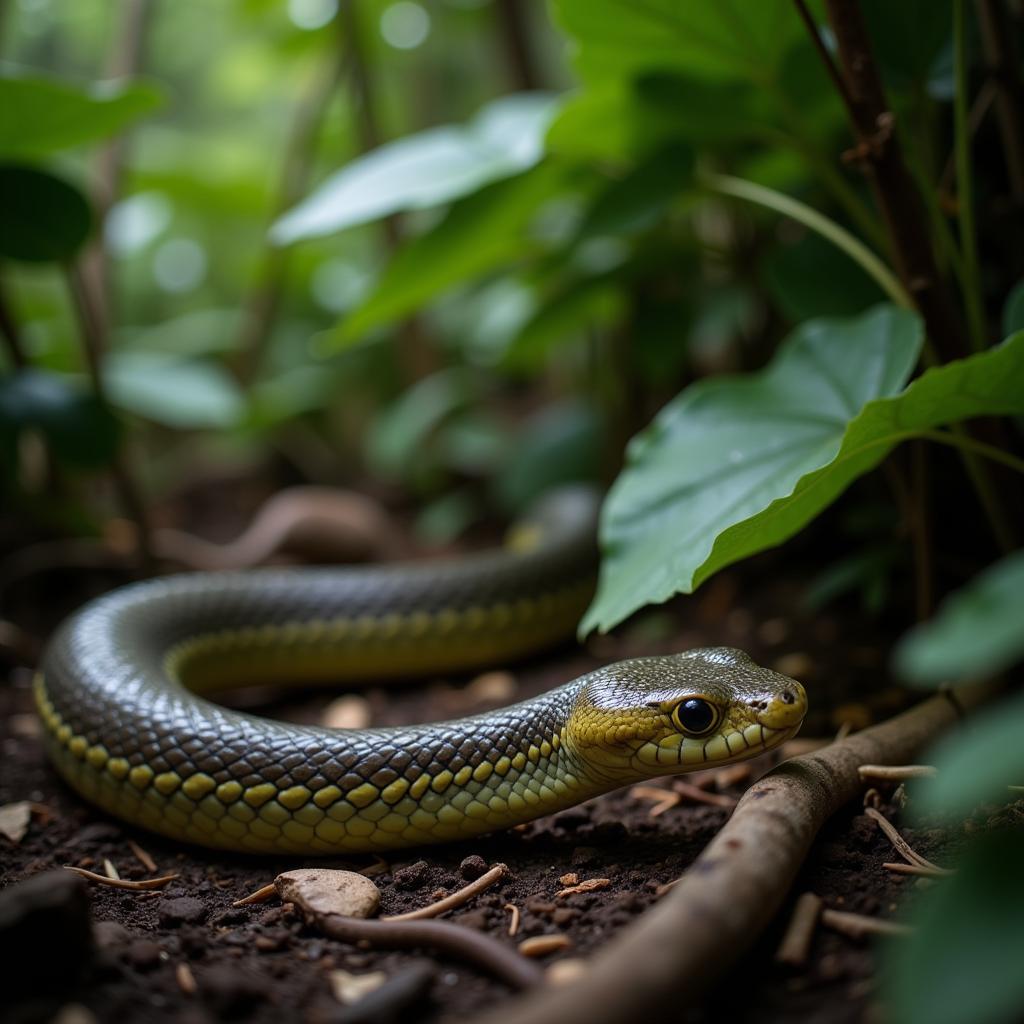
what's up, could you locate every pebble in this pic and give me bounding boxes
[159,896,207,927]
[392,860,429,890]
[275,869,381,920]
[0,869,93,995]
[458,854,488,881]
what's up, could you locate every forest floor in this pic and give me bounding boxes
[0,537,988,1024]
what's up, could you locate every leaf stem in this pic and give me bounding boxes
[913,428,1024,476]
[703,172,913,310]
[953,0,987,352]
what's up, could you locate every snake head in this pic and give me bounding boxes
[566,647,807,783]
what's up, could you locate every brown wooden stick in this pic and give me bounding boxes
[858,764,937,780]
[863,807,949,873]
[883,861,951,879]
[775,892,822,966]
[821,908,912,939]
[64,866,178,890]
[383,864,507,922]
[482,685,989,1024]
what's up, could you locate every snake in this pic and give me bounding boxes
[36,488,807,855]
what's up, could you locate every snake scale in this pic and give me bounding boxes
[36,488,807,854]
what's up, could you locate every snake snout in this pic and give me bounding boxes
[753,679,807,730]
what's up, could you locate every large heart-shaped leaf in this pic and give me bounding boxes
[272,93,557,245]
[0,75,162,158]
[582,317,1024,634]
[895,550,1024,687]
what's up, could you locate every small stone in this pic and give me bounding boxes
[392,860,428,890]
[275,869,380,920]
[458,855,488,881]
[321,695,371,730]
[327,968,387,1005]
[0,801,31,843]
[159,896,207,927]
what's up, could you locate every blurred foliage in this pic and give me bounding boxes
[2,3,1023,1021]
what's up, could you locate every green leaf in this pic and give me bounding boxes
[0,369,119,467]
[553,0,803,84]
[910,690,1024,820]
[320,164,566,350]
[882,829,1024,1024]
[1003,279,1024,338]
[585,321,1024,633]
[365,368,479,479]
[895,551,1024,686]
[272,93,558,245]
[0,75,162,158]
[103,352,244,429]
[0,164,92,262]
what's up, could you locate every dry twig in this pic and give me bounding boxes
[775,892,822,966]
[232,882,278,907]
[863,807,949,872]
[858,764,937,781]
[821,908,912,939]
[504,903,521,937]
[883,861,951,879]
[64,866,178,890]
[383,864,507,922]
[128,840,157,873]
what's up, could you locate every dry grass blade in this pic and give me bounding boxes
[631,785,681,817]
[128,840,157,873]
[821,908,912,939]
[504,903,521,937]
[232,882,278,907]
[65,866,178,890]
[858,764,937,780]
[383,863,507,922]
[864,807,947,871]
[103,858,120,880]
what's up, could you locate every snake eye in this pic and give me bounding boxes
[671,698,719,737]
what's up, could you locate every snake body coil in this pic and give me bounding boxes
[37,489,807,854]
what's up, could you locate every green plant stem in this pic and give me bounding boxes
[913,428,1024,477]
[953,0,987,352]
[704,171,915,309]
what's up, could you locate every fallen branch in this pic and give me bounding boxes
[858,764,937,781]
[483,685,989,1024]
[775,892,822,966]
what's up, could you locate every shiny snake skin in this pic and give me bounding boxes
[36,489,807,854]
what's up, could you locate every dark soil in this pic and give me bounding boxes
[0,558,977,1024]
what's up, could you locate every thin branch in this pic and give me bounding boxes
[791,0,857,116]
[483,682,993,1024]
[494,0,541,91]
[976,0,1024,203]
[819,0,969,364]
[953,0,987,351]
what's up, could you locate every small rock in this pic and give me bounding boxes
[328,968,387,1005]
[93,920,130,949]
[547,958,588,986]
[125,939,163,970]
[160,896,207,927]
[0,870,93,995]
[392,861,428,891]
[322,695,372,730]
[275,869,380,920]
[0,801,31,843]
[458,855,487,881]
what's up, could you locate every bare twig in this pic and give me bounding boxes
[863,807,950,873]
[858,764,937,781]
[314,913,543,990]
[775,891,822,966]
[128,840,157,873]
[519,934,572,958]
[383,864,508,921]
[822,908,912,939]
[64,866,178,890]
[883,861,951,879]
[232,882,278,907]
[482,684,991,1024]
[504,903,521,937]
